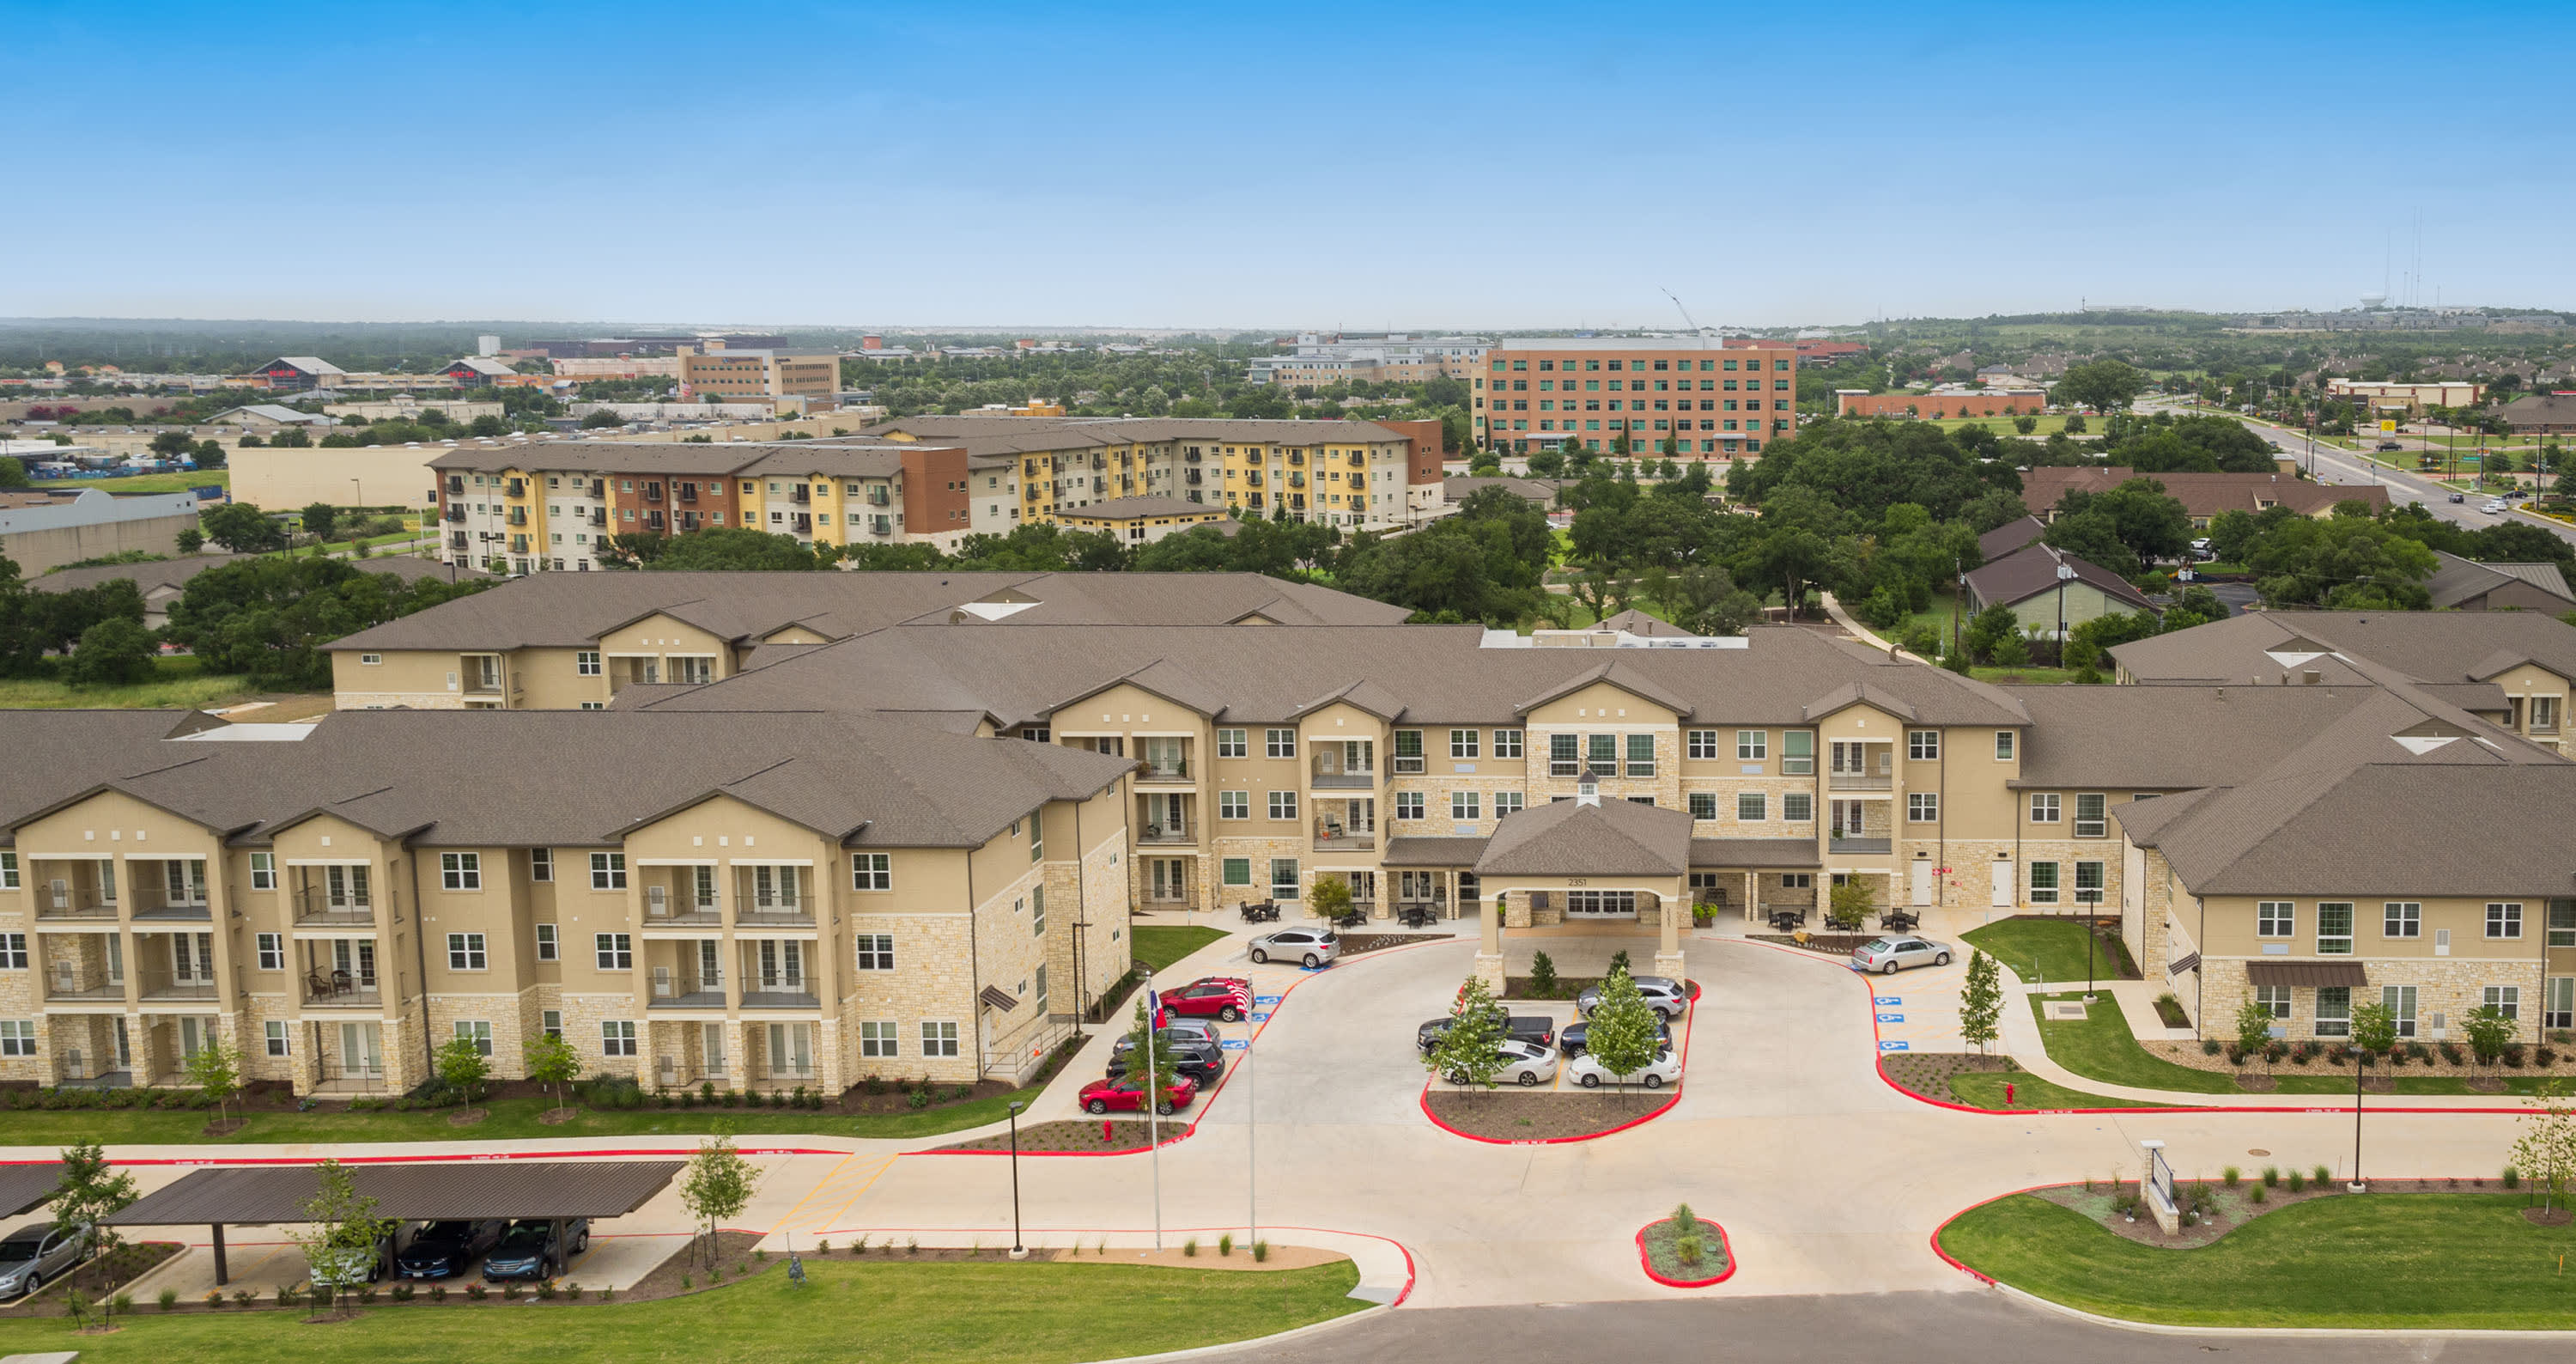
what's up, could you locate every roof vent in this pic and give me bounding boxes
[2303,669,2322,685]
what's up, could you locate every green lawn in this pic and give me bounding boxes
[1968,665,2079,685]
[1961,919,2121,990]
[2022,993,2557,1098]
[1940,1192,2576,1329]
[1946,1069,2153,1111]
[1131,925,1227,975]
[70,470,231,495]
[0,1258,1366,1364]
[1928,414,2092,438]
[0,655,268,710]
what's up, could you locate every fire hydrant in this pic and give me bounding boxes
[1102,1117,1115,1144]
[2003,1081,2017,1107]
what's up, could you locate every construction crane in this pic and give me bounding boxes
[1660,288,1714,347]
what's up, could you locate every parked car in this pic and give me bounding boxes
[311,1224,406,1288]
[1078,1074,1196,1116]
[396,1219,507,1279]
[1567,1045,1682,1090]
[0,1221,88,1300]
[1575,976,1691,1020]
[1109,1026,1221,1063]
[1849,936,1953,974]
[1160,977,1249,1021]
[1248,926,1338,967]
[1559,1015,1671,1058]
[2375,440,2404,452]
[1106,1038,1224,1087]
[1417,1014,1556,1052]
[1441,1038,1558,1087]
[481,1217,590,1281]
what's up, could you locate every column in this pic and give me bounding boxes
[1655,884,1684,982]
[1474,889,1504,993]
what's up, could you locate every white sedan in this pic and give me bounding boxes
[1443,1038,1559,1087]
[1567,1046,1681,1090]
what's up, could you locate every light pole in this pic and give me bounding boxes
[2351,1044,2367,1192]
[1005,1099,1026,1258]
[2054,561,2075,668]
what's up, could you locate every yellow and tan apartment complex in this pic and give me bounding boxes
[9,576,2575,1098]
[1473,338,1799,460]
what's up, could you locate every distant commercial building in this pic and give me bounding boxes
[1248,333,1492,387]
[244,356,349,392]
[2500,394,2576,435]
[550,356,683,380]
[0,486,205,574]
[676,346,840,410]
[526,335,787,359]
[1837,387,2048,419]
[2324,379,2483,415]
[1474,338,1798,459]
[440,357,523,387]
[210,404,340,429]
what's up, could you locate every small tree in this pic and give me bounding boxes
[1528,950,1559,999]
[52,1142,136,1316]
[2462,1003,2516,1071]
[69,618,156,687]
[184,1038,244,1127]
[174,527,204,554]
[1121,996,1179,1107]
[2510,1081,2576,1216]
[287,1159,392,1316]
[524,1030,582,1114]
[2233,998,2276,1074]
[1959,951,2002,1058]
[1826,879,1874,932]
[299,502,339,543]
[434,1034,492,1106]
[680,1136,756,1270]
[1426,974,1507,1093]
[1582,966,1662,1100]
[1308,873,1352,923]
[2351,1001,2397,1065]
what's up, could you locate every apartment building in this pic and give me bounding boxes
[861,416,1447,531]
[675,346,840,407]
[325,571,1408,709]
[2324,378,2484,415]
[0,709,1134,1097]
[1837,387,2048,419]
[1473,338,1800,459]
[1054,496,1236,543]
[428,440,974,573]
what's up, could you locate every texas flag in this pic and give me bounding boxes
[1144,983,1165,1030]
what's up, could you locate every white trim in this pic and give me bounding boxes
[726,858,815,868]
[283,858,379,868]
[631,857,721,867]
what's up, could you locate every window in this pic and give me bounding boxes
[920,1021,960,1057]
[2029,862,2060,904]
[860,1020,900,1058]
[1493,729,1522,759]
[851,853,891,891]
[1031,886,1045,936]
[1268,791,1298,821]
[1995,730,2016,761]
[577,650,600,676]
[360,653,381,666]
[526,847,552,883]
[264,1020,290,1056]
[1549,733,1581,776]
[1266,728,1297,758]
[594,932,632,970]
[2487,902,2523,939]
[2254,900,2300,937]
[2255,985,2290,1020]
[1782,792,1814,823]
[1222,857,1252,887]
[1449,729,1479,759]
[2073,794,2107,837]
[1394,791,1424,820]
[1687,730,1721,759]
[2316,902,2354,955]
[1781,874,1814,890]
[1737,792,1766,821]
[1736,730,1767,761]
[2074,861,2105,905]
[454,1020,494,1056]
[447,933,486,970]
[1216,728,1247,758]
[589,852,627,890]
[1494,791,1524,818]
[2029,793,2061,824]
[0,1021,35,1057]
[2485,985,2521,1020]
[1270,858,1300,898]
[542,1009,562,1039]
[2384,902,2421,938]
[255,933,283,971]
[2549,977,2575,1030]
[1908,730,1940,761]
[1907,793,1940,822]
[2553,902,2576,948]
[1218,791,1249,819]
[1451,791,1479,820]
[2312,987,2352,1037]
[1689,792,1718,819]
[854,934,895,971]
[440,852,481,891]
[2382,985,2418,1038]
[1028,807,1042,861]
[248,852,275,890]
[1625,733,1656,778]
[1781,730,1814,776]
[602,1020,637,1057]
[521,923,553,963]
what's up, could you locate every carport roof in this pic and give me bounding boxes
[0,1164,63,1220]
[102,1160,682,1226]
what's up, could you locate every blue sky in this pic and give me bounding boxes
[8,1,2572,329]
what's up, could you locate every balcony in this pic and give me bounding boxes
[443,506,465,523]
[127,889,210,922]
[35,886,118,922]
[677,484,699,503]
[736,901,816,930]
[1313,820,1376,852]
[292,887,375,929]
[792,485,811,503]
[137,978,220,1004]
[1138,822,1194,845]
[1311,762,1375,789]
[643,483,665,502]
[45,967,124,1004]
[301,971,383,1008]
[1827,835,1893,856]
[1134,755,1191,785]
[506,508,527,527]
[506,479,526,497]
[648,969,725,1009]
[742,977,819,1009]
[587,509,606,527]
[588,480,606,498]
[445,476,465,495]
[1827,771,1893,791]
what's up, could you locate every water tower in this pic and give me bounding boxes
[2360,294,2388,310]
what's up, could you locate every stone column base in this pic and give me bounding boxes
[1473,952,1506,994]
[1653,950,1686,982]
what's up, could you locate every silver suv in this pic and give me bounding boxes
[1576,975,1691,1019]
[1248,927,1339,968]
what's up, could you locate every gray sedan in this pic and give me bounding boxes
[0,1221,88,1299]
[1849,935,1952,974]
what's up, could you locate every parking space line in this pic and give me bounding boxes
[764,1153,859,1236]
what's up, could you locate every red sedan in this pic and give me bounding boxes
[1078,1074,1197,1116]
[1159,977,1249,1021]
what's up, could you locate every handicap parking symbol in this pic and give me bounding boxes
[1876,1013,1905,1023]
[1250,1012,1271,1023]
[1874,996,1901,1006]
[1878,1040,1910,1051]
[1219,1038,1249,1050]
[1254,995,1282,1006]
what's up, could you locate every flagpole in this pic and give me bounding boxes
[1145,965,1162,1250]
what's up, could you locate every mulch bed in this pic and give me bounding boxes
[1425,1088,1666,1141]
[1504,976,1597,1001]
[2028,1177,2509,1250]
[1637,1215,1730,1285]
[1751,934,1874,954]
[0,1242,181,1318]
[1880,1051,2018,1100]
[2143,1038,2574,1083]
[935,1117,1186,1154]
[1339,933,1452,958]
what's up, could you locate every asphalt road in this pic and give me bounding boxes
[1261,1291,2560,1363]
[2153,405,2575,547]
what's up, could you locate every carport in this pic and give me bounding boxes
[0,1165,64,1222]
[102,1160,682,1285]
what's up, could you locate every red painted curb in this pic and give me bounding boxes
[1419,994,1694,1146]
[1636,1217,1735,1288]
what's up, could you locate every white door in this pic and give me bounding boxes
[702,1022,727,1077]
[339,1022,384,1078]
[1911,859,1934,908]
[1990,860,2014,909]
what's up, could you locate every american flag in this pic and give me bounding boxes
[1226,979,1252,1014]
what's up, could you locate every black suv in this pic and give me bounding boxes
[1559,1015,1672,1058]
[396,1219,506,1279]
[1107,1035,1224,1086]
[1417,1014,1554,1052]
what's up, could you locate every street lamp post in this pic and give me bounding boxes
[2351,1046,2368,1192]
[1005,1099,1027,1258]
[2054,561,2075,667]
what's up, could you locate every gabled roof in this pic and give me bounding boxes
[1473,796,1693,878]
[1964,542,2156,615]
[1977,515,2047,563]
[1514,660,1696,718]
[2425,551,2573,609]
[1801,680,1919,723]
[2111,611,2576,691]
[1290,678,1406,722]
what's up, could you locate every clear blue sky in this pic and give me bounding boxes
[9,1,2571,329]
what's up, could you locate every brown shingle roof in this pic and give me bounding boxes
[1965,542,2156,615]
[2022,467,2387,520]
[1977,515,2047,562]
[1474,796,1693,877]
[2110,611,2576,690]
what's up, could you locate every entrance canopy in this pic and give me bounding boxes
[104,1160,683,1227]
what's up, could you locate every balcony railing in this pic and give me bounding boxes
[302,971,382,1008]
[742,978,818,1008]
[35,886,117,921]
[1313,823,1376,851]
[46,970,125,1003]
[736,901,815,929]
[1310,765,1375,789]
[1135,762,1190,784]
[137,979,220,1002]
[1827,835,1892,855]
[643,894,723,926]
[127,891,211,921]
[649,969,724,1008]
[1138,823,1194,845]
[1827,771,1893,791]
[293,889,374,928]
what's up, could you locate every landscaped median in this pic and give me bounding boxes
[1636,1204,1732,1288]
[0,1256,1370,1363]
[2020,991,2575,1099]
[1938,1187,2576,1329]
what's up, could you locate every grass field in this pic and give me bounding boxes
[1131,925,1228,975]
[0,1258,1368,1364]
[1939,1192,2576,1328]
[1961,920,2122,990]
[0,655,269,710]
[1944,1069,2143,1111]
[1927,414,2093,439]
[53,469,231,495]
[2023,992,2559,1098]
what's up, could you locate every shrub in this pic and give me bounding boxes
[502,1282,523,1300]
[1252,1240,1270,1263]
[2503,1166,2521,1189]
[2221,1166,2240,1187]
[1672,1202,1698,1235]
[2312,1165,2330,1185]
[158,1288,179,1312]
[536,1281,556,1300]
[1529,951,1559,998]
[392,1283,413,1303]
[908,1088,930,1110]
[2249,1183,2267,1203]
[356,1286,377,1305]
[2203,1039,2224,1056]
[679,1275,691,1290]
[428,1284,447,1303]
[1218,1233,1233,1257]
[2440,1041,2465,1065]
[1674,1233,1705,1265]
[467,1282,488,1301]
[2539,1046,2559,1067]
[1182,1238,1198,1257]
[2287,1169,2306,1192]
[907,1238,920,1255]
[204,1290,224,1308]
[598,1287,614,1301]
[275,1284,295,1307]
[2503,1044,2526,1069]
[817,1239,831,1256]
